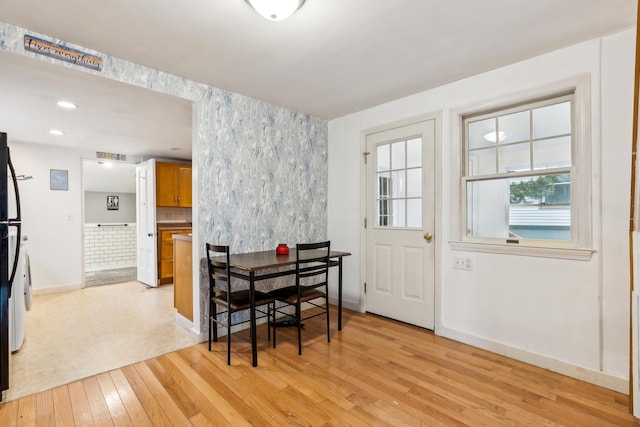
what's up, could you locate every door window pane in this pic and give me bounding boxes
[377,144,390,172]
[407,199,422,228]
[376,138,423,229]
[391,141,405,170]
[391,200,406,227]
[391,170,405,198]
[407,138,422,168]
[406,168,422,198]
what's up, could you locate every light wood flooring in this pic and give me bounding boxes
[7,282,195,401]
[0,307,637,426]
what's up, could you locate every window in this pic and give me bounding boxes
[376,137,422,228]
[459,87,592,258]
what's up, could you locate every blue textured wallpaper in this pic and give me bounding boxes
[201,89,327,251]
[0,22,329,333]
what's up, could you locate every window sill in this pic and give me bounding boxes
[449,241,595,261]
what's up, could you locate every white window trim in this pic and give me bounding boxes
[449,74,595,260]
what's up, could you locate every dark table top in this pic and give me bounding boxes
[218,249,351,272]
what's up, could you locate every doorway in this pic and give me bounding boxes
[82,159,138,286]
[364,118,436,329]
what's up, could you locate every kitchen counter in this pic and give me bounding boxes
[173,234,192,242]
[157,222,192,231]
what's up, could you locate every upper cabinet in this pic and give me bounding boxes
[156,161,192,207]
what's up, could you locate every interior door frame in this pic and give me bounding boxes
[360,112,442,331]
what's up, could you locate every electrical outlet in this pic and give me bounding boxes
[453,256,473,270]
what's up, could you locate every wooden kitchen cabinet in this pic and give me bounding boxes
[156,162,192,207]
[173,235,193,321]
[158,228,191,285]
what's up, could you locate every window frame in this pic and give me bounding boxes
[450,76,594,261]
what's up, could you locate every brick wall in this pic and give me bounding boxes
[84,223,137,271]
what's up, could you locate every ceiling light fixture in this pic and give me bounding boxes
[56,100,77,109]
[246,0,305,21]
[49,129,64,136]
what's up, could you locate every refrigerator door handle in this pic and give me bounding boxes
[7,148,20,223]
[6,149,21,298]
[7,223,20,299]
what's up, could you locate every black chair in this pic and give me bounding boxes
[270,241,331,355]
[206,243,275,365]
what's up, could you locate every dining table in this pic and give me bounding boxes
[216,248,351,367]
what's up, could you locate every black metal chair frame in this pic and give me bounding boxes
[206,243,275,365]
[270,241,331,355]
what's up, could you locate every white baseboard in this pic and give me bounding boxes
[84,263,136,273]
[328,296,361,312]
[32,283,83,296]
[190,314,273,344]
[438,325,628,393]
[190,328,207,343]
[174,312,193,332]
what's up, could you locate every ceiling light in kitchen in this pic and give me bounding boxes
[56,100,77,109]
[246,0,305,21]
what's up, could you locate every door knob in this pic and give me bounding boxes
[424,232,433,241]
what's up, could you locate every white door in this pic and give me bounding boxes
[136,159,157,287]
[365,119,435,329]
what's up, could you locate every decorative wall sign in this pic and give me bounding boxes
[107,195,120,210]
[24,35,102,71]
[50,169,68,191]
[96,151,127,161]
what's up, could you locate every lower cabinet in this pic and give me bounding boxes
[173,236,193,321]
[158,229,191,285]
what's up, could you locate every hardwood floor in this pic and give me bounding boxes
[0,307,637,426]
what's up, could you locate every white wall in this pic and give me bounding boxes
[9,142,83,292]
[84,191,136,223]
[328,29,635,391]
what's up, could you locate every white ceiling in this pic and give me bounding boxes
[0,50,193,160]
[82,160,137,194]
[0,0,636,189]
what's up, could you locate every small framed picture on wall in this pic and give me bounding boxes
[107,195,119,210]
[50,169,68,191]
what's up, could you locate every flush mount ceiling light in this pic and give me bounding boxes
[49,129,64,136]
[483,131,505,143]
[246,0,305,21]
[56,100,77,109]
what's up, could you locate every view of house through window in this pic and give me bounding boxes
[376,137,422,228]
[463,94,573,241]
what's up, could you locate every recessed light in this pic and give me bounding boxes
[49,129,64,136]
[56,101,77,109]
